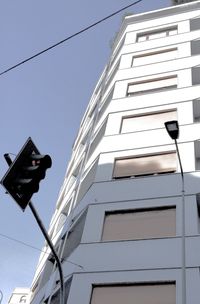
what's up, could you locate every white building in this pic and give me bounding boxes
[30,1,200,303]
[173,0,197,5]
[8,288,30,304]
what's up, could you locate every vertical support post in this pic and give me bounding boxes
[175,139,186,304]
[29,202,65,304]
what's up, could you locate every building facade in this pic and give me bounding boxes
[8,288,30,304]
[30,1,200,303]
[172,0,197,5]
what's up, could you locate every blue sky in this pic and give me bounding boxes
[0,1,172,302]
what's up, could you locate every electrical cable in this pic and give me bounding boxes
[0,232,83,268]
[0,0,143,77]
[0,232,44,252]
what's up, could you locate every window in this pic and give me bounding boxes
[192,66,200,86]
[137,27,177,42]
[194,140,200,170]
[127,76,177,96]
[190,17,200,31]
[19,296,27,303]
[120,110,177,133]
[91,283,176,304]
[98,88,114,120]
[110,36,126,65]
[76,158,99,203]
[102,207,176,241]
[31,281,39,294]
[55,213,67,235]
[113,152,177,179]
[50,277,72,304]
[61,209,87,260]
[88,120,107,157]
[39,257,55,289]
[132,48,177,66]
[65,160,83,194]
[105,60,120,91]
[191,40,200,56]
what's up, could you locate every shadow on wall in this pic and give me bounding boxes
[73,159,200,222]
[32,158,200,303]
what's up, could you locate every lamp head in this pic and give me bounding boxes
[164,120,179,140]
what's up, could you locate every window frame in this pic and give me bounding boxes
[112,152,177,179]
[119,109,177,134]
[131,47,178,67]
[90,282,176,304]
[19,296,27,303]
[101,206,176,242]
[126,75,177,97]
[136,26,178,42]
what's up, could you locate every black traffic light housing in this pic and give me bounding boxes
[1,137,52,211]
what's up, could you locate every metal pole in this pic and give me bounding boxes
[3,154,65,304]
[29,202,65,304]
[175,139,186,304]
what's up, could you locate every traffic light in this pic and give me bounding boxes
[1,137,52,211]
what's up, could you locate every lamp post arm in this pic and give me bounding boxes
[175,139,184,182]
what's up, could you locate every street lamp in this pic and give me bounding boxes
[164,120,186,304]
[165,120,184,177]
[165,120,179,139]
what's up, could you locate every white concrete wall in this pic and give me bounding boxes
[8,288,30,304]
[66,269,200,304]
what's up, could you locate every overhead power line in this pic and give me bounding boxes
[0,231,44,252]
[0,232,83,268]
[0,0,143,77]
